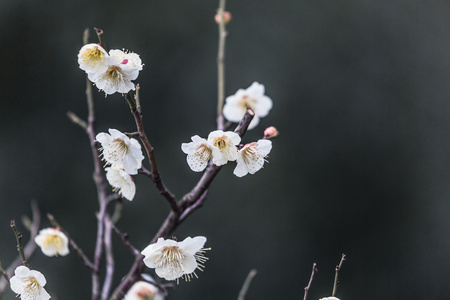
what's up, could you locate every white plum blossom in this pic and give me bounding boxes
[234,139,272,177]
[87,49,142,95]
[77,43,109,74]
[96,128,144,175]
[319,298,340,300]
[34,228,69,257]
[181,135,224,171]
[207,130,241,165]
[124,281,164,300]
[106,166,136,201]
[223,82,273,130]
[10,266,51,300]
[141,236,209,282]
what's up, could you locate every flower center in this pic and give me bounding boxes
[42,234,63,249]
[156,246,185,279]
[212,137,236,161]
[110,138,129,160]
[82,47,104,66]
[239,95,257,110]
[196,144,212,161]
[107,66,124,80]
[136,289,155,300]
[24,277,40,298]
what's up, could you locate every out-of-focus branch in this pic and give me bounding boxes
[332,254,346,297]
[303,263,318,300]
[102,218,114,300]
[237,269,257,300]
[0,201,40,297]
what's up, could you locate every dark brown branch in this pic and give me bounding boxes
[10,220,28,268]
[125,93,179,215]
[109,108,255,300]
[303,263,318,300]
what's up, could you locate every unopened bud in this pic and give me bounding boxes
[264,126,279,139]
[215,11,232,24]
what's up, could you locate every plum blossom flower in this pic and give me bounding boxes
[223,82,273,130]
[106,166,136,200]
[10,266,51,300]
[77,43,109,74]
[124,281,164,300]
[141,236,209,282]
[181,135,224,171]
[34,228,69,257]
[96,129,144,175]
[319,298,340,300]
[87,49,142,95]
[207,130,241,165]
[234,139,272,177]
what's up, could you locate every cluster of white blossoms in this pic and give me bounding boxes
[141,236,209,283]
[78,43,143,95]
[320,297,340,300]
[124,281,165,300]
[10,266,50,300]
[34,228,69,257]
[182,130,272,177]
[223,82,273,130]
[96,129,145,200]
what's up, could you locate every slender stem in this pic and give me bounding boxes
[94,28,108,52]
[237,269,258,300]
[47,214,95,271]
[217,0,227,129]
[126,93,178,214]
[0,201,40,297]
[10,220,28,267]
[303,263,318,300]
[332,254,346,297]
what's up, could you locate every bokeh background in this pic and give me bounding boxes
[2,0,450,299]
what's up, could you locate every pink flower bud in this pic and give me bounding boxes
[215,11,232,24]
[264,126,279,139]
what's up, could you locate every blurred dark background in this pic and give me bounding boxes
[2,0,450,299]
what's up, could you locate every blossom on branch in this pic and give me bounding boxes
[181,135,224,171]
[319,298,340,300]
[10,266,51,300]
[96,129,144,175]
[234,139,272,177]
[77,43,109,74]
[34,227,69,257]
[124,281,164,300]
[87,49,141,94]
[106,166,136,200]
[207,130,241,165]
[141,236,209,282]
[223,82,273,130]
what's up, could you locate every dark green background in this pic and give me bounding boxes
[1,0,450,299]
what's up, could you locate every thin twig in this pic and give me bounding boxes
[303,263,318,300]
[332,254,346,297]
[108,218,139,256]
[47,213,95,271]
[94,28,108,52]
[67,111,88,129]
[237,269,258,300]
[10,220,28,268]
[217,0,227,130]
[0,201,40,297]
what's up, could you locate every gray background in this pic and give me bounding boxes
[1,0,450,299]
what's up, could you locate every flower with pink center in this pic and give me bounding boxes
[234,139,272,177]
